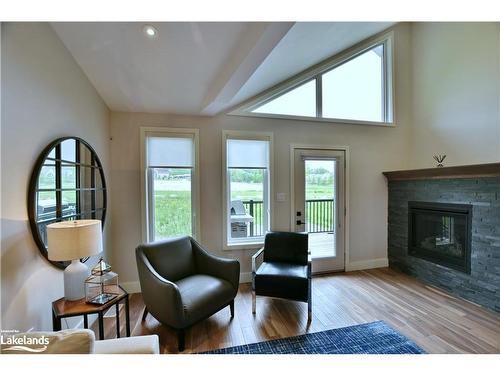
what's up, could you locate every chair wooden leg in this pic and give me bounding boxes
[229,300,235,318]
[177,329,185,352]
[142,307,148,321]
[252,291,256,314]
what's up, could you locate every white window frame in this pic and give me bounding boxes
[140,127,200,243]
[222,130,274,250]
[228,31,394,127]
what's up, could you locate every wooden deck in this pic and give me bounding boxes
[92,268,500,354]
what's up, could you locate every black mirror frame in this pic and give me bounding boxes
[27,137,107,269]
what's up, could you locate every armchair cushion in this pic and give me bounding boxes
[192,238,240,290]
[263,232,308,265]
[0,329,94,354]
[176,274,235,326]
[0,329,160,354]
[138,237,196,282]
[94,334,159,354]
[254,262,309,302]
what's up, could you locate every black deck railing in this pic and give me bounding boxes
[306,199,335,233]
[242,200,265,237]
[242,198,334,236]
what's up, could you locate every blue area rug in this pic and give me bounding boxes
[202,321,425,354]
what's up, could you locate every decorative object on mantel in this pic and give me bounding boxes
[433,154,446,168]
[85,257,119,305]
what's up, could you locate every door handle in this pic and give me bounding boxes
[296,220,307,225]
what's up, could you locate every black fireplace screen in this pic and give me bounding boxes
[408,201,472,274]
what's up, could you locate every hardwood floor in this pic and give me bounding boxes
[93,268,500,354]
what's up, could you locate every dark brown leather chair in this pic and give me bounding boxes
[136,236,240,351]
[252,232,312,321]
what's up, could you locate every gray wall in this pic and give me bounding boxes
[1,23,110,331]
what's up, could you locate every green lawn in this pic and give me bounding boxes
[153,190,192,239]
[229,184,333,201]
[151,182,335,239]
[305,184,335,232]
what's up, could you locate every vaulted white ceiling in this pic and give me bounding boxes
[51,22,395,116]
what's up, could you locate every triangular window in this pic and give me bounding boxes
[230,32,393,125]
[252,79,317,117]
[322,44,384,122]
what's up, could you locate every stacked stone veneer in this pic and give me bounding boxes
[388,177,500,313]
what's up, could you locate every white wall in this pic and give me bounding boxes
[110,23,413,288]
[1,23,110,331]
[410,22,500,168]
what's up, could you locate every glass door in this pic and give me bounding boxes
[293,148,345,273]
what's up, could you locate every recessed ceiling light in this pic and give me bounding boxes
[143,25,158,39]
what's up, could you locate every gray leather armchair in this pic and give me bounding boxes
[136,236,240,351]
[252,232,312,321]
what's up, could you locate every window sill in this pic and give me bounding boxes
[223,241,264,251]
[228,111,395,128]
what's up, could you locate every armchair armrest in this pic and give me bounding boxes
[135,249,184,327]
[251,247,265,274]
[251,247,265,291]
[191,239,240,291]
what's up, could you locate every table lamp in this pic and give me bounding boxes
[47,220,103,301]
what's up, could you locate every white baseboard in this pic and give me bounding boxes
[345,258,388,272]
[239,272,252,283]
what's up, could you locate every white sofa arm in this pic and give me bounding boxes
[93,335,160,354]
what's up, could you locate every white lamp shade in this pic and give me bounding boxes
[47,220,103,261]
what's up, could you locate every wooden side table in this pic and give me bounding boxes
[52,285,130,340]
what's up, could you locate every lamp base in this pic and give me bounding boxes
[64,260,90,301]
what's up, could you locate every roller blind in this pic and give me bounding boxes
[147,136,193,167]
[227,139,269,168]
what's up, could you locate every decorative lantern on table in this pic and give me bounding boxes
[85,258,119,305]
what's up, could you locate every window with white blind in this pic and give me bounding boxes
[223,132,272,248]
[140,128,199,242]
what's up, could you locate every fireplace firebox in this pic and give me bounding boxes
[408,201,472,274]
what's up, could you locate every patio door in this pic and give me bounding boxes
[292,148,345,273]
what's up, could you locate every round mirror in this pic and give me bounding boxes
[28,137,107,269]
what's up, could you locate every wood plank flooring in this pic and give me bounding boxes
[92,268,500,354]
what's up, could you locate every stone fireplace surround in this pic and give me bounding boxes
[384,163,500,313]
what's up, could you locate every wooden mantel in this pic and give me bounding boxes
[383,162,500,181]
